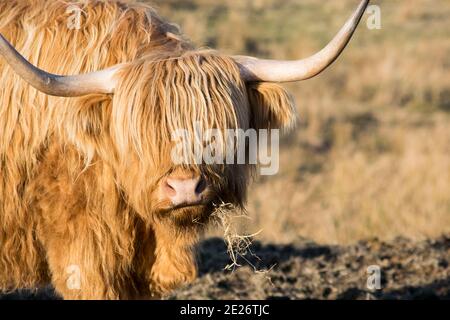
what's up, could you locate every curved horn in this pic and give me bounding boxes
[234,0,370,83]
[0,34,122,97]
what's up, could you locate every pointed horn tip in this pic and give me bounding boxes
[235,0,371,83]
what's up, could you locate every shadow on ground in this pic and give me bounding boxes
[1,236,449,300]
[172,236,450,300]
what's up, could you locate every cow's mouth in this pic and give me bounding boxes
[159,199,212,212]
[172,201,207,210]
[158,201,214,226]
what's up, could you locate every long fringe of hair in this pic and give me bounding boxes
[0,0,192,292]
[0,0,296,294]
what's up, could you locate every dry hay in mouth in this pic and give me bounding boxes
[211,202,266,272]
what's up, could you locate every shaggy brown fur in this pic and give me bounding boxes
[0,0,296,299]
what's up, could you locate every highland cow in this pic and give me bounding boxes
[0,0,369,299]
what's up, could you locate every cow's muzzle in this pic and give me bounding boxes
[159,173,210,209]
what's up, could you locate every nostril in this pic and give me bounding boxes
[163,176,208,206]
[195,177,207,195]
[164,180,177,197]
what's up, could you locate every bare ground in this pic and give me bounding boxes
[1,235,449,300]
[169,235,450,300]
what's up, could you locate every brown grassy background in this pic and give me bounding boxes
[148,0,450,244]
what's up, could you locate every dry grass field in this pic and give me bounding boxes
[2,0,449,301]
[150,0,450,244]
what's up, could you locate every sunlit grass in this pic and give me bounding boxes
[149,0,450,244]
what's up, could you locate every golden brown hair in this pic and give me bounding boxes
[0,0,296,298]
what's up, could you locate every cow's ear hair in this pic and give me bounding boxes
[247,83,297,131]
